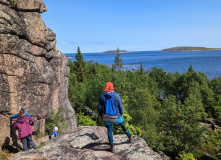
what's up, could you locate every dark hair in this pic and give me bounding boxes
[18,108,25,117]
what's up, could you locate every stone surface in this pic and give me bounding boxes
[0,0,77,152]
[33,135,49,147]
[8,126,162,160]
[0,0,47,13]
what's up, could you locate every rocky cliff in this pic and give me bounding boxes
[0,0,77,151]
[8,126,162,160]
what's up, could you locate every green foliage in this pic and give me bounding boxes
[37,142,46,149]
[210,76,221,95]
[67,55,220,158]
[159,87,207,155]
[114,47,123,71]
[188,65,194,73]
[128,88,161,150]
[177,152,196,160]
[35,134,48,140]
[113,96,143,136]
[214,105,221,120]
[111,64,116,72]
[200,127,221,156]
[139,61,145,74]
[45,107,68,135]
[76,113,96,126]
[74,46,87,82]
[74,83,87,110]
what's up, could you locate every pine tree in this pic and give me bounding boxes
[111,64,116,72]
[91,63,98,75]
[140,61,144,74]
[74,46,86,82]
[114,47,123,71]
[188,65,194,72]
[160,81,207,155]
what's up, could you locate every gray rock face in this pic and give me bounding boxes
[8,126,162,160]
[0,0,77,151]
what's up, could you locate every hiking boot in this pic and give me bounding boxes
[129,135,137,143]
[110,145,115,153]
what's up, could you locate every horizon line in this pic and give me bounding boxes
[64,50,162,54]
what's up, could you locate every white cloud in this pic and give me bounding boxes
[59,41,105,46]
[61,42,68,45]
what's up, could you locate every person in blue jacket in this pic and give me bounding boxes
[50,127,58,139]
[11,109,31,119]
[99,82,137,153]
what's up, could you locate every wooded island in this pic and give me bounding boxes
[162,46,221,52]
[102,50,128,53]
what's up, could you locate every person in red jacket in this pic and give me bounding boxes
[12,108,37,151]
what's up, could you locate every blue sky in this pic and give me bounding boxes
[41,0,221,53]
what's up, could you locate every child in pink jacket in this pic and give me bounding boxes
[13,108,37,151]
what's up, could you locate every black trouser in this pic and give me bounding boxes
[21,134,37,151]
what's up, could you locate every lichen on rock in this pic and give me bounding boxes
[8,126,162,160]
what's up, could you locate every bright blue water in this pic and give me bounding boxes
[65,50,221,80]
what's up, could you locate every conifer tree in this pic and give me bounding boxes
[160,81,207,155]
[140,61,144,74]
[74,46,86,82]
[111,64,116,72]
[114,47,123,71]
[129,88,159,149]
[91,63,98,75]
[188,65,194,72]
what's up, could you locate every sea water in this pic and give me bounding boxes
[65,50,221,80]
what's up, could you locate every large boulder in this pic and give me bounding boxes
[8,126,162,160]
[0,0,77,152]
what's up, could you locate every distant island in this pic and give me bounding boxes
[162,46,221,52]
[102,50,128,53]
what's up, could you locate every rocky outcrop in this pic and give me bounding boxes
[8,126,162,160]
[0,0,77,151]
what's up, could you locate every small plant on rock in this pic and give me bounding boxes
[45,107,68,135]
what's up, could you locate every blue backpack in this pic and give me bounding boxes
[105,96,116,116]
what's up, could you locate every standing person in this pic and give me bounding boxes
[99,82,137,153]
[12,109,37,151]
[10,108,31,150]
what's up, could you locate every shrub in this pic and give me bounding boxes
[45,107,68,134]
[177,152,196,160]
[214,106,221,120]
[76,112,96,126]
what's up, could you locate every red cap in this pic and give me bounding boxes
[104,82,114,92]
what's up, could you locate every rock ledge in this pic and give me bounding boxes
[9,126,162,160]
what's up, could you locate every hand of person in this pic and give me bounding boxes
[122,115,123,118]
